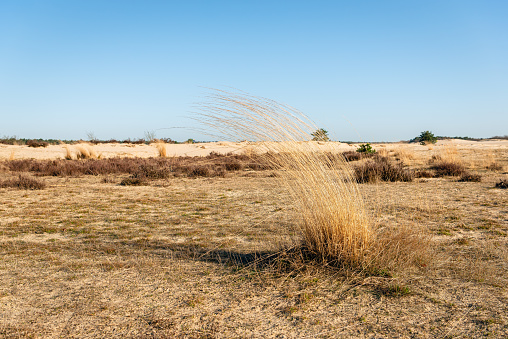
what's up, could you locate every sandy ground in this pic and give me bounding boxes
[1,139,507,160]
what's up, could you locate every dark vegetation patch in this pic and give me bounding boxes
[353,156,414,183]
[2,152,269,179]
[26,140,49,148]
[486,162,503,171]
[341,151,375,162]
[495,179,508,189]
[415,170,434,178]
[431,161,467,177]
[458,173,482,182]
[120,177,145,186]
[0,174,46,190]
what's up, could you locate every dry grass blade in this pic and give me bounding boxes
[197,89,372,266]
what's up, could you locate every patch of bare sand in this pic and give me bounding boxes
[2,139,507,161]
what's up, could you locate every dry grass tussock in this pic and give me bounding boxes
[198,89,431,271]
[61,144,100,160]
[154,141,168,157]
[391,147,415,164]
[76,145,100,159]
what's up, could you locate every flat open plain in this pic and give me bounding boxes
[0,140,507,338]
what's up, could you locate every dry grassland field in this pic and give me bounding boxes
[0,139,507,338]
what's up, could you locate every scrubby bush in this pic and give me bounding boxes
[356,143,376,154]
[120,177,145,186]
[311,128,330,141]
[414,170,434,178]
[0,175,46,190]
[431,161,466,177]
[353,156,414,183]
[413,131,437,145]
[27,140,49,148]
[458,173,482,182]
[341,151,375,162]
[495,179,507,189]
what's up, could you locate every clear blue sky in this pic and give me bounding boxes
[1,1,507,142]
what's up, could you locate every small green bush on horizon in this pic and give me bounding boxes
[356,143,375,154]
[311,128,330,142]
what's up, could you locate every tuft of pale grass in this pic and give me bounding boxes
[391,147,415,164]
[63,144,73,160]
[377,148,388,157]
[197,89,433,272]
[76,145,99,159]
[483,153,503,171]
[439,143,462,165]
[198,90,372,266]
[155,142,168,157]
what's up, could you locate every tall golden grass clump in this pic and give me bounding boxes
[440,143,462,164]
[198,90,372,266]
[155,142,168,157]
[76,144,100,159]
[63,144,73,160]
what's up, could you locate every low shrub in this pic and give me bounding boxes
[495,179,507,189]
[186,165,212,177]
[415,170,434,178]
[354,156,414,183]
[132,164,171,179]
[356,143,376,154]
[0,175,46,190]
[486,162,503,171]
[431,161,466,177]
[341,151,375,162]
[458,173,482,182]
[27,140,49,148]
[120,177,145,186]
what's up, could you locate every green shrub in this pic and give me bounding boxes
[416,131,437,145]
[311,128,329,141]
[356,143,375,154]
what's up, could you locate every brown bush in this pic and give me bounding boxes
[354,157,414,183]
[431,161,466,177]
[0,175,46,190]
[458,173,482,182]
[415,170,434,178]
[341,151,374,162]
[495,179,507,189]
[120,177,145,186]
[27,140,49,148]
